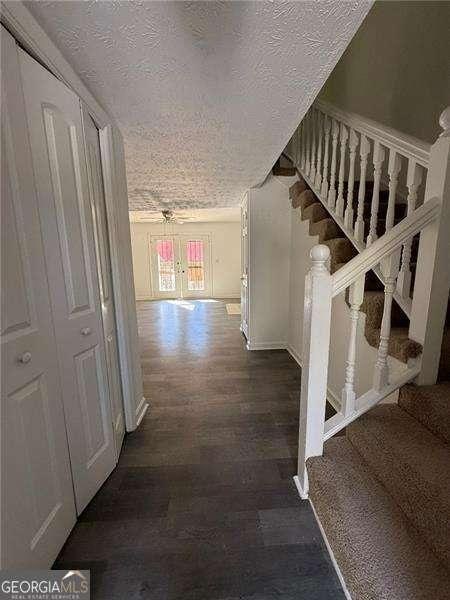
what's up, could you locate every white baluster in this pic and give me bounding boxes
[341,275,365,415]
[292,127,298,167]
[397,160,423,298]
[385,149,402,232]
[335,123,349,218]
[373,250,401,391]
[310,109,317,183]
[315,112,323,190]
[296,125,301,168]
[301,118,307,171]
[321,115,331,198]
[305,110,311,175]
[296,245,332,498]
[354,134,371,242]
[366,141,386,246]
[327,119,340,209]
[344,129,359,229]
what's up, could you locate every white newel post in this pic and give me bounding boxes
[296,245,332,499]
[410,107,450,385]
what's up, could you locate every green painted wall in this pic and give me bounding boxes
[319,1,450,143]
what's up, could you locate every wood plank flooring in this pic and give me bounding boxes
[55,299,345,599]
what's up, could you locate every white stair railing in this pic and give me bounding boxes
[290,99,433,316]
[294,107,450,498]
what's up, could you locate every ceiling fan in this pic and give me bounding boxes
[155,209,195,225]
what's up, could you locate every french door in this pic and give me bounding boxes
[150,235,211,299]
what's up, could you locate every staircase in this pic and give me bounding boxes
[284,102,450,599]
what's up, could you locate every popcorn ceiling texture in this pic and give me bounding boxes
[26,1,372,211]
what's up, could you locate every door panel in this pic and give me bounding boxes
[44,106,94,315]
[1,27,76,568]
[150,235,181,298]
[18,48,116,514]
[179,236,212,298]
[83,110,125,453]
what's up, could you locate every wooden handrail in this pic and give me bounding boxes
[316,100,431,167]
[332,197,440,296]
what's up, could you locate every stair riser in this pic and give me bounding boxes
[348,412,450,568]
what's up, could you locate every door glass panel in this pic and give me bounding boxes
[186,240,205,291]
[156,239,176,292]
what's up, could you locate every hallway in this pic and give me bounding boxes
[55,299,345,599]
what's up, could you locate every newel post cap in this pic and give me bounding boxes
[310,244,330,272]
[439,107,450,138]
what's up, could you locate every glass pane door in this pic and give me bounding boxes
[179,235,211,298]
[186,240,205,291]
[150,236,181,298]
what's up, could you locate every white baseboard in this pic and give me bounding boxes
[287,345,342,412]
[287,344,302,367]
[135,294,240,301]
[293,475,308,500]
[246,341,287,351]
[309,497,353,600]
[326,386,342,413]
[135,396,149,429]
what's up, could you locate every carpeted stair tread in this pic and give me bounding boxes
[323,238,357,273]
[361,290,410,329]
[309,217,341,242]
[273,165,296,176]
[438,328,450,381]
[307,437,450,600]
[399,383,450,444]
[289,178,307,200]
[364,325,422,363]
[301,201,329,223]
[348,404,450,567]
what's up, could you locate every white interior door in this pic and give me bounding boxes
[241,201,249,337]
[83,108,125,456]
[150,235,181,298]
[1,28,76,568]
[18,48,116,514]
[179,235,212,298]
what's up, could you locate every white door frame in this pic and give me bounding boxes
[149,233,212,299]
[1,2,147,431]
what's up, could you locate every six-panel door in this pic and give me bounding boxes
[18,48,116,514]
[1,28,76,568]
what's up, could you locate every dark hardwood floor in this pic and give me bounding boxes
[55,299,345,599]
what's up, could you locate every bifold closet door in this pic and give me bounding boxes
[18,48,116,514]
[1,27,76,568]
[83,109,125,454]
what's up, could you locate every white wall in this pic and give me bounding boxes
[130,221,241,299]
[247,176,292,349]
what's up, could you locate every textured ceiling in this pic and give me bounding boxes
[26,1,371,211]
